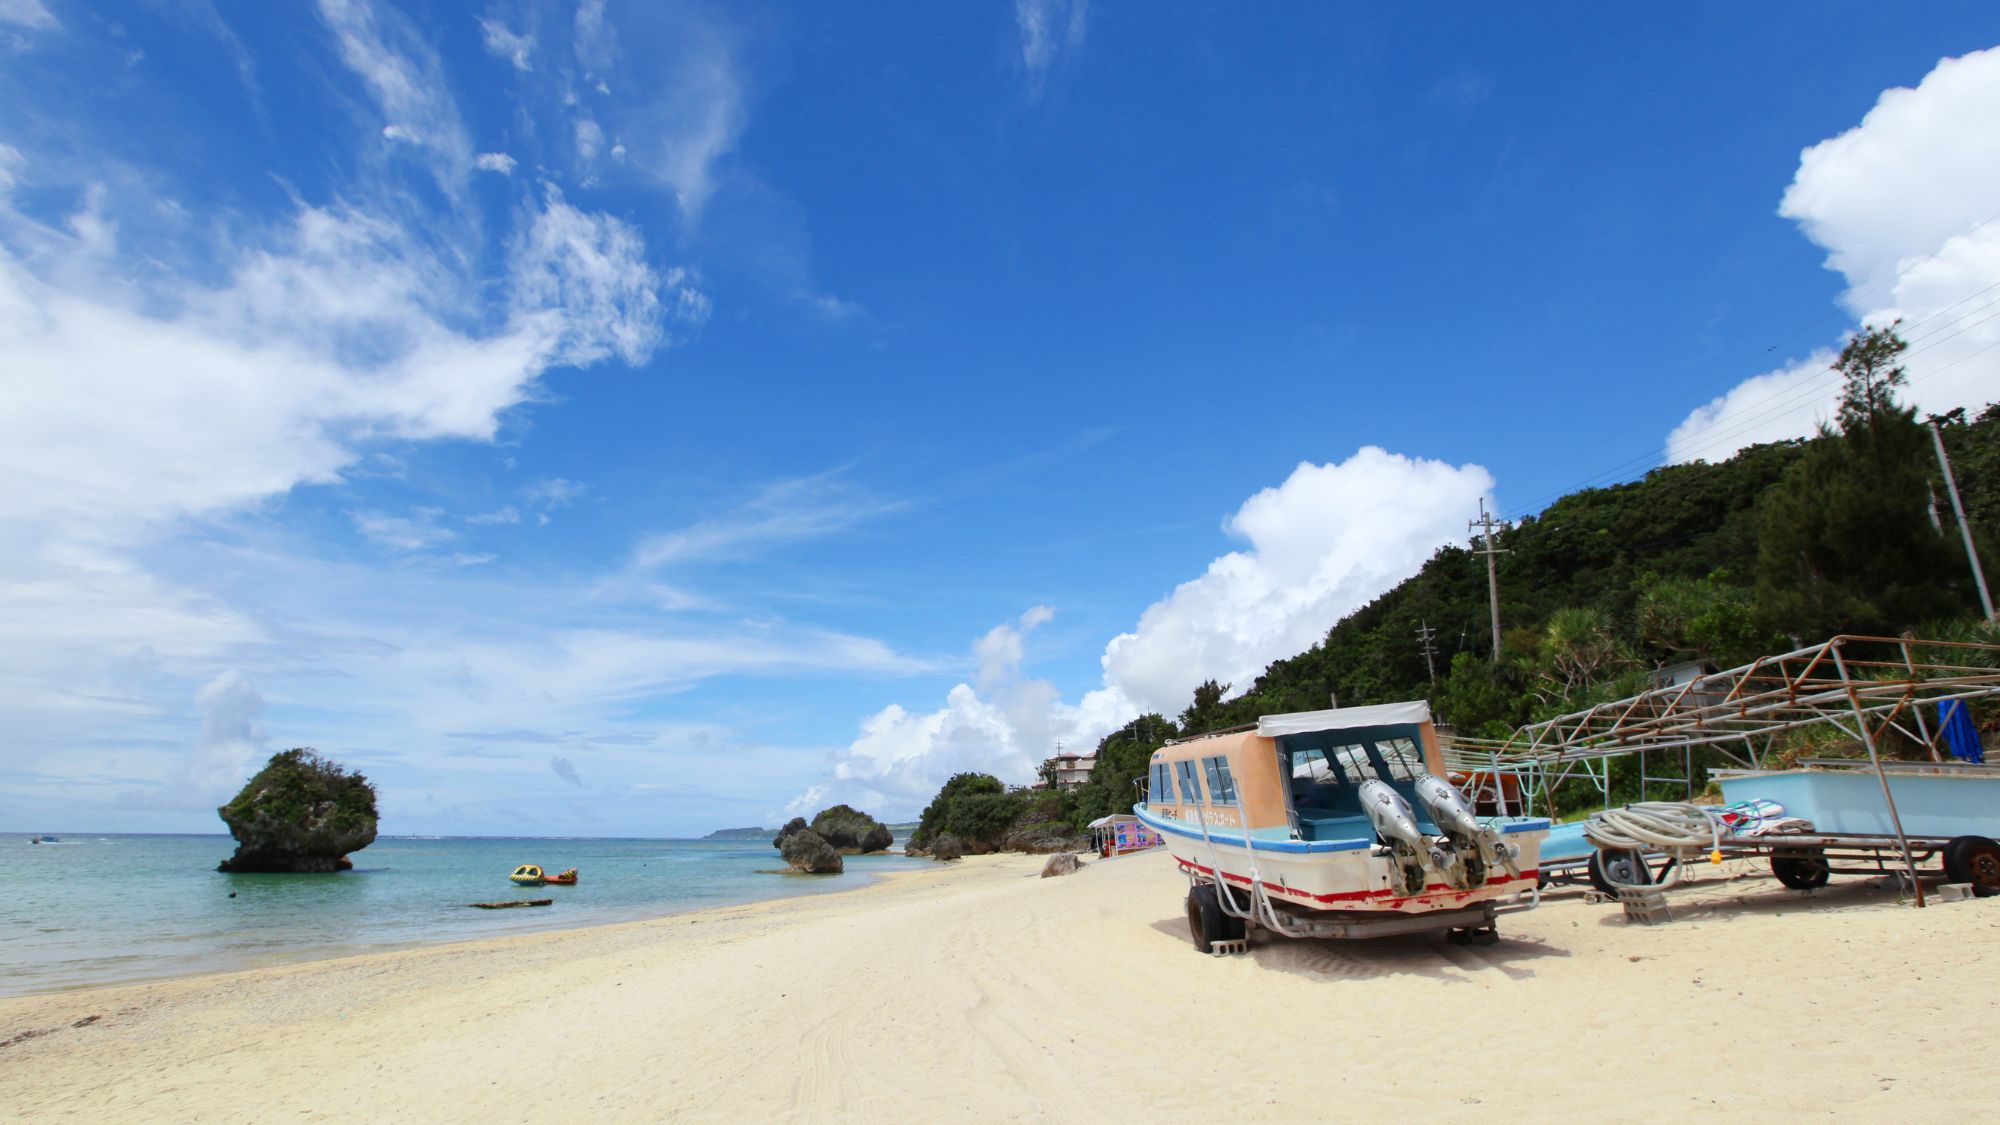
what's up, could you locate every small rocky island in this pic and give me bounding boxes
[772,817,843,874]
[769,805,897,874]
[217,749,379,873]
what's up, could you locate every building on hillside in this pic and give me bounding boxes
[1034,749,1097,790]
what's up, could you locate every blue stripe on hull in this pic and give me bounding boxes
[1132,804,1370,853]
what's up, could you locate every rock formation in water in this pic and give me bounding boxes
[216,749,378,873]
[808,804,895,854]
[771,817,809,848]
[775,821,844,874]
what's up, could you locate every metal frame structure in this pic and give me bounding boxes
[1441,634,2000,905]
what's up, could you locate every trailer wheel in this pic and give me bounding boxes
[1943,836,2000,897]
[1215,884,1250,940]
[1187,884,1225,952]
[1588,848,1651,894]
[1771,849,1831,890]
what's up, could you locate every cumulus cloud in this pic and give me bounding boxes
[1670,46,2000,462]
[475,152,517,175]
[549,755,582,786]
[791,447,1491,818]
[185,670,268,800]
[1015,0,1087,96]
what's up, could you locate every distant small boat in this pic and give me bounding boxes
[509,864,546,886]
[543,868,579,885]
[31,835,59,844]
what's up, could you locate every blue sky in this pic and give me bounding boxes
[4,2,1999,836]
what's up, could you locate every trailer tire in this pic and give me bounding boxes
[1588,848,1651,894]
[1943,836,2000,897]
[1187,884,1225,952]
[1771,849,1831,890]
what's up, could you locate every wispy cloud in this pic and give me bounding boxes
[475,152,517,175]
[315,0,474,198]
[1014,0,1087,97]
[0,0,58,31]
[478,16,534,72]
[351,508,456,553]
[631,473,905,570]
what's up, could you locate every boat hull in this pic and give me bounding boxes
[1136,803,1547,915]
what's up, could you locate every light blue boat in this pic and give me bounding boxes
[1717,761,2000,838]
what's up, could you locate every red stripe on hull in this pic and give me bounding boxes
[1176,857,1538,910]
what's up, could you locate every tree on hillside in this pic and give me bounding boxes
[1634,571,1771,667]
[1066,712,1178,827]
[1756,324,1968,639]
[1835,322,1909,441]
[1178,679,1231,735]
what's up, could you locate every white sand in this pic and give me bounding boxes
[4,849,1995,1122]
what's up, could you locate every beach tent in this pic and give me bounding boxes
[1087,814,1161,857]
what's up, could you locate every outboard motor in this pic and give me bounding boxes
[1414,774,1521,889]
[1358,779,1429,897]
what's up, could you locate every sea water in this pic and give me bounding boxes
[1,834,928,996]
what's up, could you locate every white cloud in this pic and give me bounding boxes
[631,473,901,570]
[621,20,742,221]
[478,16,534,72]
[510,185,706,368]
[317,0,474,197]
[1014,0,1087,96]
[185,669,268,802]
[352,507,455,552]
[576,117,604,163]
[522,477,586,509]
[973,605,1054,693]
[0,0,57,31]
[791,447,1490,818]
[475,152,517,175]
[1670,46,2000,462]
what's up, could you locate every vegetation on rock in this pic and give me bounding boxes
[808,804,894,853]
[217,749,378,873]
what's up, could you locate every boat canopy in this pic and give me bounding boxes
[1256,701,1431,738]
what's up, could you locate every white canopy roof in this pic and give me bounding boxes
[1256,700,1431,738]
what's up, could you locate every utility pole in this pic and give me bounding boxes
[1469,500,1510,663]
[1415,620,1439,683]
[1930,420,1996,621]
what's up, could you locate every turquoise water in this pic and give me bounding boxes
[2,834,927,996]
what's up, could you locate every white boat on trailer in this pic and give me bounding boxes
[1134,701,1550,950]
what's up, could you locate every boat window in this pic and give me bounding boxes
[1371,737,1427,780]
[1176,759,1205,805]
[1203,756,1237,804]
[1150,762,1176,805]
[1328,743,1377,784]
[1290,748,1338,787]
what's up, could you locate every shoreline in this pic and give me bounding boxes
[6,835,925,999]
[7,849,1996,1120]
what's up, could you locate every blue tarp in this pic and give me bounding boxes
[1938,700,1984,764]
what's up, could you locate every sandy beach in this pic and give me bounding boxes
[3,848,1995,1122]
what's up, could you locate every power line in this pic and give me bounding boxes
[1496,281,2000,523]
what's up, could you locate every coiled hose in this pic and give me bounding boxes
[1583,802,1732,889]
